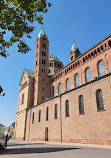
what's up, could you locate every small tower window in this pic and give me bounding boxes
[71,56,73,61]
[44,52,46,56]
[42,43,46,49]
[49,69,51,73]
[44,60,46,65]
[44,44,46,48]
[36,61,37,66]
[37,45,38,48]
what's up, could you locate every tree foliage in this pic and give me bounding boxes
[0,0,51,57]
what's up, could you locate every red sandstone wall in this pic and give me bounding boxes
[25,74,111,145]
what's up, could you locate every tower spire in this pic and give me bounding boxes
[69,41,81,63]
[38,28,46,38]
[71,42,78,51]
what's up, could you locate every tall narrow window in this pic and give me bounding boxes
[96,89,104,111]
[55,104,57,119]
[75,73,79,87]
[46,107,49,121]
[32,112,34,124]
[79,95,84,114]
[85,67,91,83]
[58,83,62,95]
[66,78,70,91]
[38,110,41,122]
[21,93,24,104]
[65,100,69,117]
[98,60,105,77]
[52,86,54,97]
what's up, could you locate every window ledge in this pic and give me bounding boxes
[79,113,85,115]
[97,109,105,112]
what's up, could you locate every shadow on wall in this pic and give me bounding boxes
[1,147,80,155]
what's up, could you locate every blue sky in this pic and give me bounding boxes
[0,0,111,127]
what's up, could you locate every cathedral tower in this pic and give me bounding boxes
[69,42,81,63]
[34,28,50,105]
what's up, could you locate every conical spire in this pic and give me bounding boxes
[71,42,78,51]
[38,28,46,38]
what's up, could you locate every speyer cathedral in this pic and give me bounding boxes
[15,29,111,145]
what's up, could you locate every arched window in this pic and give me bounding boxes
[79,95,84,114]
[85,67,91,83]
[65,100,69,117]
[109,40,111,47]
[98,60,105,77]
[46,107,49,121]
[75,73,80,87]
[96,89,104,111]
[32,112,34,124]
[66,78,70,91]
[55,104,57,119]
[38,110,41,123]
[58,83,62,95]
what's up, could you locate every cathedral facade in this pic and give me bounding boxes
[15,29,111,145]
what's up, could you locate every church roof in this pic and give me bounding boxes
[38,28,46,38]
[71,42,78,51]
[25,69,34,77]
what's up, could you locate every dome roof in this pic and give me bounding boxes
[49,54,61,62]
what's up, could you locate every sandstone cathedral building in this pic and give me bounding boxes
[15,29,111,145]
